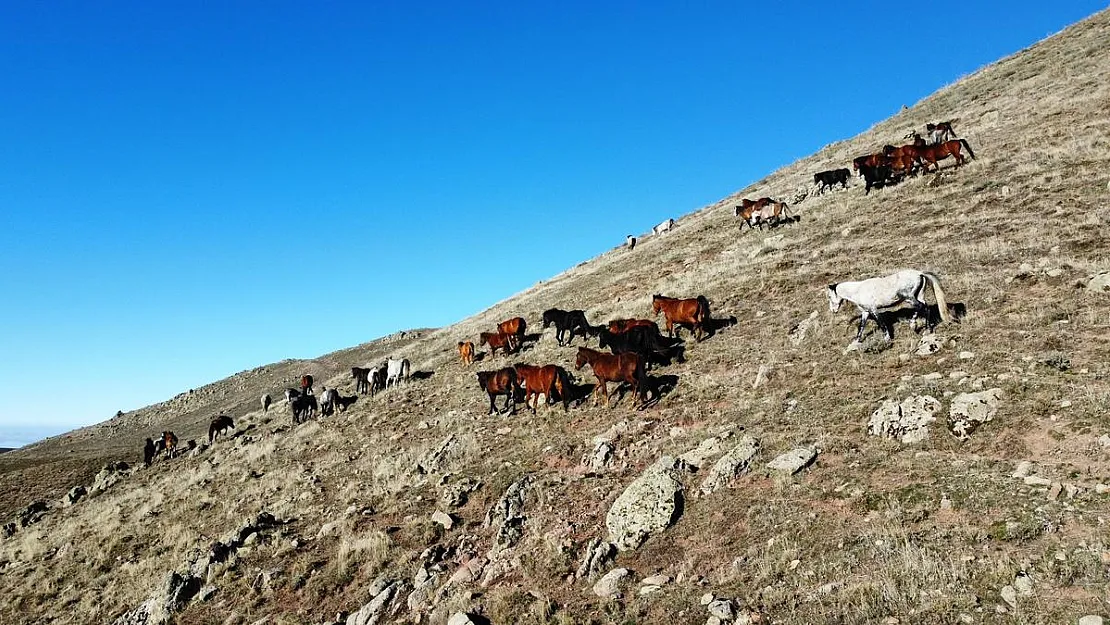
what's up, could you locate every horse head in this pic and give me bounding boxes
[826,284,843,312]
[574,349,589,370]
[651,295,663,314]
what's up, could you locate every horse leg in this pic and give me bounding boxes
[488,393,496,415]
[856,311,870,342]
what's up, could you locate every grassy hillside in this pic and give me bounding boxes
[2,9,1109,625]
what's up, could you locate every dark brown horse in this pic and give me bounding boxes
[513,363,570,413]
[607,318,660,335]
[652,294,711,341]
[575,347,646,409]
[480,331,515,357]
[497,317,527,351]
[208,415,234,443]
[916,138,976,172]
[351,367,371,394]
[476,367,520,415]
[457,341,475,365]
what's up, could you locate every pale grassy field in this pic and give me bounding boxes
[2,10,1110,625]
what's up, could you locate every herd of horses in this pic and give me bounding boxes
[469,294,715,414]
[138,120,970,464]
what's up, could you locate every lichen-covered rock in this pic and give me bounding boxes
[948,388,1003,439]
[606,457,684,551]
[700,436,760,495]
[592,567,629,599]
[868,395,941,444]
[767,447,817,476]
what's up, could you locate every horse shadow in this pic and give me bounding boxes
[706,315,739,336]
[411,370,435,381]
[640,374,679,409]
[562,379,597,409]
[865,301,968,338]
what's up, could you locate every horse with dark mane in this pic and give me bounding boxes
[143,437,156,466]
[300,374,314,396]
[480,331,515,357]
[828,268,953,344]
[513,363,571,413]
[476,367,521,415]
[652,294,711,341]
[575,347,647,409]
[161,431,179,458]
[497,317,527,351]
[916,139,976,172]
[598,326,683,370]
[208,415,234,443]
[351,367,371,394]
[291,394,317,424]
[542,309,593,346]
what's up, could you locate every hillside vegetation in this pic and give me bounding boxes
[2,10,1109,625]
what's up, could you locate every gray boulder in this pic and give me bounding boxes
[346,581,398,625]
[1086,272,1110,292]
[700,435,760,495]
[575,538,616,580]
[606,457,684,551]
[948,388,1003,439]
[868,395,941,444]
[767,447,817,476]
[592,567,630,599]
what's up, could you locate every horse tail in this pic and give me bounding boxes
[403,359,411,381]
[208,423,215,444]
[959,139,975,160]
[922,272,952,323]
[556,368,570,412]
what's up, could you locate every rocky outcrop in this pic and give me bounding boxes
[346,580,399,625]
[700,435,760,495]
[606,457,684,551]
[111,571,202,625]
[91,461,131,494]
[868,395,941,444]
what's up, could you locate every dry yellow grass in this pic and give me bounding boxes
[2,9,1110,625]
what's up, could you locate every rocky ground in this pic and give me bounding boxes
[2,9,1110,625]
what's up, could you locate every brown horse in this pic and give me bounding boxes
[208,415,234,443]
[651,294,711,341]
[607,318,660,335]
[476,367,520,415]
[497,317,527,351]
[300,374,314,396]
[513,363,570,413]
[575,347,646,409]
[916,138,976,172]
[751,201,792,230]
[161,431,179,457]
[457,341,475,366]
[480,331,515,357]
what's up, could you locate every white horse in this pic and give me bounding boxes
[827,269,952,343]
[652,218,675,235]
[386,357,411,388]
[625,234,636,250]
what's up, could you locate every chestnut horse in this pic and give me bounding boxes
[652,294,711,341]
[301,374,314,396]
[161,431,179,457]
[575,347,647,409]
[480,331,515,357]
[916,139,976,172]
[513,363,570,413]
[607,318,660,335]
[476,367,520,415]
[457,341,475,365]
[497,317,527,351]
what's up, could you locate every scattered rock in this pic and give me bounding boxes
[16,501,49,528]
[948,388,1003,439]
[1078,616,1104,625]
[1011,461,1035,478]
[1024,475,1052,486]
[346,581,398,625]
[447,614,477,625]
[641,574,670,586]
[606,457,684,551]
[916,334,944,356]
[576,538,616,580]
[700,435,760,495]
[431,511,455,531]
[752,365,772,389]
[91,461,131,493]
[440,477,479,509]
[788,311,820,346]
[64,485,87,507]
[592,567,629,599]
[766,447,817,476]
[1048,483,1063,500]
[868,395,941,444]
[582,441,614,471]
[958,351,975,360]
[1000,584,1018,609]
[1085,272,1110,292]
[679,434,732,470]
[1013,571,1034,595]
[484,475,532,553]
[707,599,736,621]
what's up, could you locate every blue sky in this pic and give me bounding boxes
[0,2,1104,446]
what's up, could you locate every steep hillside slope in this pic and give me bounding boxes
[2,10,1109,625]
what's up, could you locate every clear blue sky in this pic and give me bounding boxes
[1,2,1103,446]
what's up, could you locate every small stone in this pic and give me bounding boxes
[639,584,662,595]
[1013,572,1034,595]
[592,567,629,599]
[1078,616,1104,625]
[958,351,975,360]
[1024,475,1052,486]
[641,574,670,586]
[496,427,511,435]
[431,510,455,531]
[766,447,817,476]
[707,599,735,621]
[700,592,715,605]
[1096,484,1110,495]
[1000,585,1018,608]
[447,613,477,625]
[1011,461,1034,478]
[1065,484,1080,498]
[922,372,943,381]
[1048,483,1062,501]
[949,370,968,379]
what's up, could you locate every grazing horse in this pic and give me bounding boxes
[542,308,593,346]
[351,367,371,394]
[916,139,976,172]
[476,368,520,415]
[607,318,660,335]
[652,294,711,341]
[142,437,156,466]
[626,235,636,251]
[300,375,314,396]
[386,357,411,387]
[480,331,515,357]
[161,431,179,457]
[652,218,676,235]
[497,317,527,351]
[291,394,317,424]
[261,393,271,413]
[457,341,476,366]
[208,415,234,443]
[814,168,851,193]
[828,269,954,343]
[513,363,570,413]
[926,121,957,144]
[575,347,647,409]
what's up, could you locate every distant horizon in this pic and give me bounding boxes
[2,2,1105,440]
